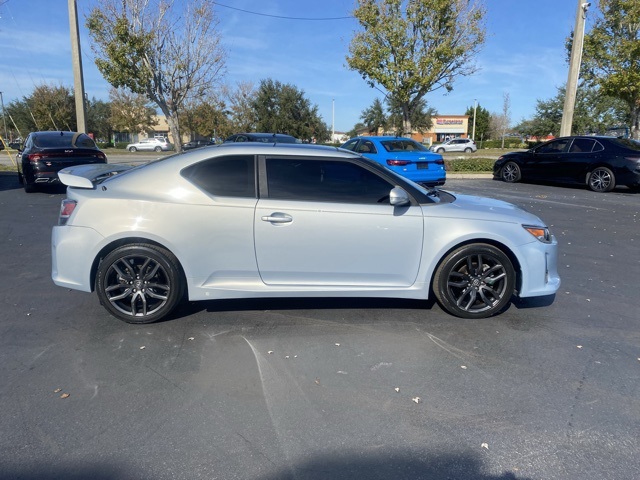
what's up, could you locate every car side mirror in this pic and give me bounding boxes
[389,187,411,206]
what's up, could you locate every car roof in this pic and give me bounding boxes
[347,136,417,142]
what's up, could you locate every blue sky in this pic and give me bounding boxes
[0,0,586,132]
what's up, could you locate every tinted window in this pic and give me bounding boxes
[34,132,96,149]
[182,155,255,197]
[536,139,570,154]
[380,139,428,152]
[266,158,393,204]
[356,140,377,154]
[611,138,640,151]
[569,138,596,153]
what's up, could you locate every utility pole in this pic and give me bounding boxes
[560,1,590,137]
[0,91,8,140]
[68,0,87,133]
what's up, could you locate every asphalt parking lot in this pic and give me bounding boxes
[0,171,638,480]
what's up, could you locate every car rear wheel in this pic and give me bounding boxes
[128,146,137,152]
[433,243,515,319]
[588,167,615,192]
[154,146,162,152]
[96,244,184,324]
[464,147,472,153]
[501,162,521,183]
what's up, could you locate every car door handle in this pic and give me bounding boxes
[261,212,293,224]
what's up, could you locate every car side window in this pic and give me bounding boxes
[537,139,570,154]
[569,138,596,153]
[182,155,255,197]
[356,140,377,154]
[266,158,394,204]
[341,139,358,151]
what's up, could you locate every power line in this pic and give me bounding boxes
[212,1,352,21]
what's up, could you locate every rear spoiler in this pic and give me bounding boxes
[58,164,134,188]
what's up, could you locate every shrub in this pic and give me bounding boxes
[444,157,494,173]
[96,142,113,149]
[115,142,129,149]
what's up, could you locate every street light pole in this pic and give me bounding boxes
[560,0,590,137]
[472,99,477,141]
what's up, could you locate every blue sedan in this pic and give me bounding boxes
[341,136,446,186]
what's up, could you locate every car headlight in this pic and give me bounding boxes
[523,224,552,243]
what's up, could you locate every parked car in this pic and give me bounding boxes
[182,139,215,150]
[430,138,477,153]
[224,133,300,143]
[341,136,446,187]
[126,137,173,152]
[16,131,107,193]
[493,136,640,192]
[52,143,559,324]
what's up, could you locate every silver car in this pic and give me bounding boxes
[126,137,173,152]
[430,138,477,153]
[52,143,559,324]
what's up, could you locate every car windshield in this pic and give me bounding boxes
[34,133,96,149]
[380,139,429,152]
[611,138,640,151]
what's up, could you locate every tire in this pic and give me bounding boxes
[436,148,445,154]
[154,146,162,152]
[501,161,521,183]
[464,147,472,153]
[588,166,615,192]
[128,146,137,152]
[433,243,516,319]
[96,244,184,324]
[23,182,36,193]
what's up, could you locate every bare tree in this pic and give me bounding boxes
[87,0,226,152]
[109,87,157,136]
[501,92,511,148]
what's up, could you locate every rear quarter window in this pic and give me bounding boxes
[182,155,256,197]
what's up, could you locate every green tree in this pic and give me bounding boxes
[87,0,226,151]
[5,85,75,134]
[86,98,112,142]
[180,96,228,141]
[252,79,330,142]
[386,95,434,134]
[581,0,640,139]
[109,87,157,136]
[224,81,257,135]
[465,103,490,140]
[514,86,627,139]
[360,98,387,134]
[346,0,486,135]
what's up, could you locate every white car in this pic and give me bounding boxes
[430,138,477,153]
[126,137,172,152]
[52,143,560,324]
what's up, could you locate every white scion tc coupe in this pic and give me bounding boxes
[52,143,560,324]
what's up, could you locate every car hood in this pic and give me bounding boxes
[432,192,545,225]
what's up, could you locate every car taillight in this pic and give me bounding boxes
[96,152,107,161]
[58,199,77,226]
[27,153,44,162]
[387,159,412,166]
[435,159,444,165]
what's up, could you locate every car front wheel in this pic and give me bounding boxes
[128,146,137,152]
[436,147,445,153]
[96,244,184,324]
[433,243,515,319]
[588,167,615,192]
[501,162,521,183]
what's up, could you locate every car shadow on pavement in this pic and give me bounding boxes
[0,171,21,192]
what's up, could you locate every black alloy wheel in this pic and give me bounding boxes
[588,166,615,192]
[96,244,184,324]
[501,162,521,183]
[433,243,515,319]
